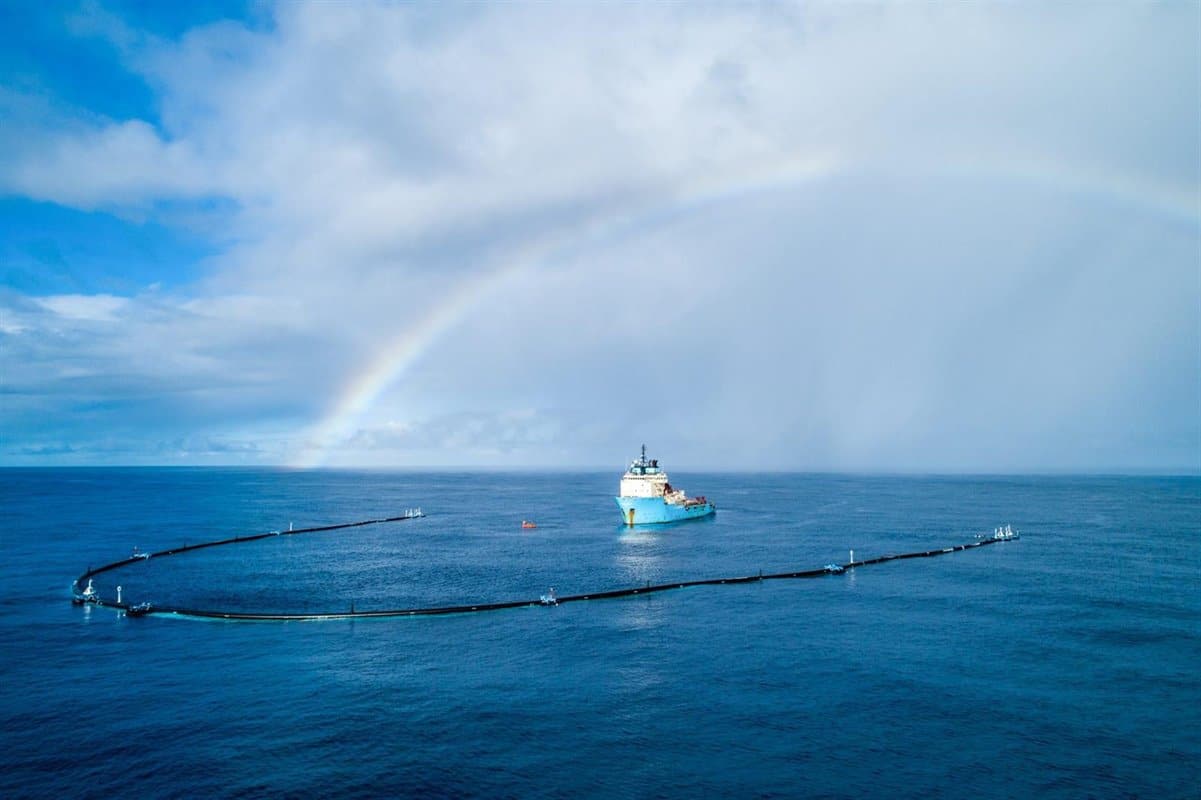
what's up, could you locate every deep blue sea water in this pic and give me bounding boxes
[1,469,1198,799]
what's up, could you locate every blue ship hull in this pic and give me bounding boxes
[615,496,716,526]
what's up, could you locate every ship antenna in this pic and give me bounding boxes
[641,443,646,463]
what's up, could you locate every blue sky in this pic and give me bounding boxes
[1,2,1198,471]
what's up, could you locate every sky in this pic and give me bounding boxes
[1,1,1198,472]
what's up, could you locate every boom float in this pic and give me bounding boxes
[70,514,1018,622]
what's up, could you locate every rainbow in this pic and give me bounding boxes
[288,153,1198,468]
[932,154,1200,228]
[288,260,527,469]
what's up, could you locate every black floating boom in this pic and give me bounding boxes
[70,514,1017,622]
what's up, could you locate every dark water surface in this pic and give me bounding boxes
[1,469,1198,798]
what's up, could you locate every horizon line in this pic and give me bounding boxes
[1,463,1198,477]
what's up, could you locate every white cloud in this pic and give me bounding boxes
[6,120,220,209]
[1,2,1197,468]
[36,293,129,321]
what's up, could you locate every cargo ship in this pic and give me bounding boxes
[615,445,716,526]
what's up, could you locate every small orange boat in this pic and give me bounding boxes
[521,520,537,529]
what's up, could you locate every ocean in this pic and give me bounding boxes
[1,469,1197,798]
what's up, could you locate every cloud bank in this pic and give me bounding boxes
[1,2,1198,470]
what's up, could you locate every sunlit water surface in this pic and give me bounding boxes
[1,469,1197,798]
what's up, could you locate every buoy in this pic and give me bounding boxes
[117,585,122,604]
[850,549,854,564]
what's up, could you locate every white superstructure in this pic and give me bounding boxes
[619,446,688,505]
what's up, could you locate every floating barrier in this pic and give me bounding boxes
[71,514,1017,622]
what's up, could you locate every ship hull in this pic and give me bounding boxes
[615,496,716,526]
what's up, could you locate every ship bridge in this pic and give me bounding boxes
[620,445,670,498]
